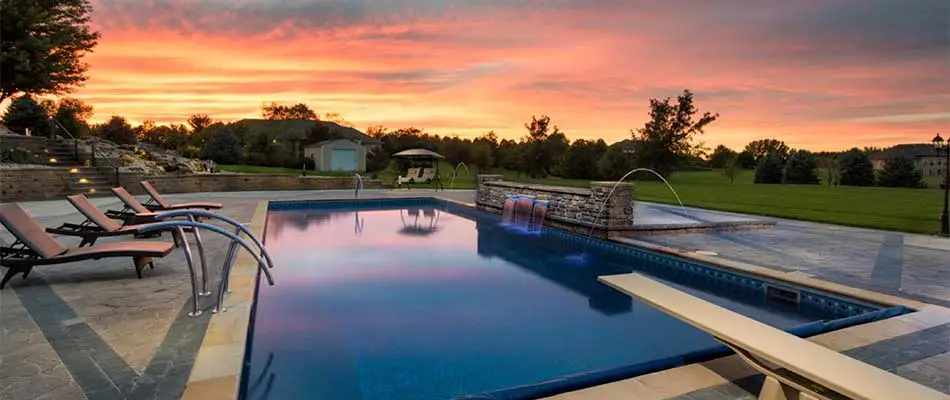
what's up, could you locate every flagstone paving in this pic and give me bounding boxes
[0,190,947,399]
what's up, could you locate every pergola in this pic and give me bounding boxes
[392,148,445,191]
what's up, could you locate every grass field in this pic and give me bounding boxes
[221,162,946,235]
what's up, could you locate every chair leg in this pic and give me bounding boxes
[0,266,26,289]
[133,256,153,279]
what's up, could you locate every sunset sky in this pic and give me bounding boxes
[40,0,950,149]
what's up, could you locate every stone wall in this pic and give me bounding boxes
[117,173,384,195]
[0,170,382,202]
[475,174,634,237]
[0,134,47,153]
[0,168,73,201]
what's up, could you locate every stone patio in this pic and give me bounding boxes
[1,189,947,399]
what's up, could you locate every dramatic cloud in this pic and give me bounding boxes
[50,0,950,149]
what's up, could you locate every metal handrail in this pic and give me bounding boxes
[354,173,364,198]
[135,220,275,316]
[150,209,275,314]
[50,117,121,183]
[151,210,274,270]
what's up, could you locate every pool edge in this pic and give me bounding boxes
[181,200,269,400]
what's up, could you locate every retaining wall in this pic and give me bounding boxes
[118,173,383,196]
[0,168,74,201]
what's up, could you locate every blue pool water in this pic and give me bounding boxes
[240,199,892,400]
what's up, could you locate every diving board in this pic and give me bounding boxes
[599,273,947,400]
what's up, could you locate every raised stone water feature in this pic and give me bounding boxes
[476,175,634,238]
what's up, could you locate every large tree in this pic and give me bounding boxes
[0,0,100,103]
[1,95,50,135]
[744,139,790,163]
[262,102,318,120]
[522,115,558,178]
[838,148,875,187]
[708,144,738,168]
[187,114,213,133]
[632,89,719,177]
[51,97,93,137]
[877,155,925,188]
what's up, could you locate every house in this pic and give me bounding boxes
[233,119,382,172]
[869,144,947,176]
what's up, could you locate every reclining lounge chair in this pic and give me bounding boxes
[396,168,421,187]
[140,181,223,212]
[47,194,162,247]
[0,203,174,288]
[107,186,221,224]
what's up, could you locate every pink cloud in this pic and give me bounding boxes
[56,0,949,150]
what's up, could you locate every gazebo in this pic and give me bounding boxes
[392,148,445,190]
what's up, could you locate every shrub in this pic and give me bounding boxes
[877,155,925,188]
[784,150,819,185]
[754,152,784,184]
[838,148,875,187]
[200,128,244,164]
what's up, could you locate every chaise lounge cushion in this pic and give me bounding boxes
[140,181,223,210]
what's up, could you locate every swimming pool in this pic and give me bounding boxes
[239,198,905,400]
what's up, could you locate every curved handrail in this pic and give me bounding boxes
[150,209,275,270]
[136,220,274,286]
[137,220,275,314]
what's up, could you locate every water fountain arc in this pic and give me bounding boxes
[577,168,688,259]
[449,162,471,189]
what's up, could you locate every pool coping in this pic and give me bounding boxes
[179,197,936,399]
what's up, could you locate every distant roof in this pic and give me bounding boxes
[233,119,382,145]
[869,144,937,160]
[392,148,445,159]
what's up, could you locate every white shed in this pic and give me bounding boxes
[304,138,368,172]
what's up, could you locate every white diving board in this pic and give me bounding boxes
[599,273,948,400]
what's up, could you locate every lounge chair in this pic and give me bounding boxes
[0,203,174,288]
[418,168,436,184]
[140,181,223,212]
[396,168,421,185]
[47,194,162,247]
[107,186,220,224]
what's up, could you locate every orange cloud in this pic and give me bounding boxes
[20,0,946,150]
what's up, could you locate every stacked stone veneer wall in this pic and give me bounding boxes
[475,174,634,237]
[0,170,382,202]
[0,168,74,201]
[0,134,47,153]
[117,173,383,196]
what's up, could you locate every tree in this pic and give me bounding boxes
[722,155,740,183]
[754,152,784,184]
[366,124,388,138]
[632,89,719,177]
[817,156,841,186]
[469,141,493,173]
[262,102,317,120]
[562,139,608,180]
[784,150,820,185]
[744,139,790,163]
[200,126,244,164]
[323,112,352,127]
[98,116,136,145]
[522,115,557,178]
[597,142,636,180]
[838,148,875,187]
[737,150,756,169]
[877,156,925,188]
[544,131,570,176]
[52,97,93,137]
[708,144,738,168]
[0,0,100,103]
[1,95,50,135]
[187,114,212,133]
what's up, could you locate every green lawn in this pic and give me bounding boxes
[220,163,945,235]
